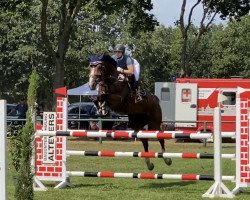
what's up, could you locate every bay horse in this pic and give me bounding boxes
[88,53,172,170]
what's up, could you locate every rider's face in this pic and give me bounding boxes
[115,51,123,58]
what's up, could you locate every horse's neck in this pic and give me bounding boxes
[106,70,118,79]
[105,78,130,100]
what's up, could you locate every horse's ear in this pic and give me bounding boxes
[88,55,102,65]
[97,54,104,60]
[87,55,92,63]
[100,53,108,61]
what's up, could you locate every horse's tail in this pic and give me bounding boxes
[154,94,160,102]
[149,92,160,103]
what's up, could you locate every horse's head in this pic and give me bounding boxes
[88,60,104,90]
[88,54,117,90]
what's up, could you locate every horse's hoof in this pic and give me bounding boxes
[164,158,172,166]
[147,163,154,171]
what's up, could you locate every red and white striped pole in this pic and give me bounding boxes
[66,171,234,181]
[36,130,212,140]
[66,150,235,159]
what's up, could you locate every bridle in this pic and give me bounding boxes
[88,63,106,89]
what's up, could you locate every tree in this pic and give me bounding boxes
[0,0,49,103]
[14,69,40,200]
[178,0,218,77]
[208,0,250,20]
[210,16,250,77]
[39,0,157,103]
[127,26,173,91]
[177,0,250,77]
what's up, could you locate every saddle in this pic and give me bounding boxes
[117,73,146,103]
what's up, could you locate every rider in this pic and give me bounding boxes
[112,44,142,103]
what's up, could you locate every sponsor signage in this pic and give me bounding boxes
[42,112,56,164]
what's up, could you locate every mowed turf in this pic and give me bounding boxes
[6,138,250,200]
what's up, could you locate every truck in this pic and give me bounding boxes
[154,78,250,134]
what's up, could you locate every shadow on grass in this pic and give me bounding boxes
[139,181,196,189]
[40,182,109,189]
[67,183,112,189]
[68,138,137,142]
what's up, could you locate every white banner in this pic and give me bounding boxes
[42,112,56,164]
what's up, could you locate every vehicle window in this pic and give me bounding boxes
[90,106,98,115]
[7,105,17,116]
[7,107,13,114]
[222,92,236,105]
[69,107,79,114]
[80,105,92,115]
[161,87,170,101]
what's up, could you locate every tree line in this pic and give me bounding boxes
[0,0,249,109]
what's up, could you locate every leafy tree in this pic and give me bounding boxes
[176,0,250,77]
[210,16,250,77]
[208,0,250,20]
[0,1,49,104]
[126,26,173,91]
[177,0,219,77]
[15,69,40,200]
[39,0,158,103]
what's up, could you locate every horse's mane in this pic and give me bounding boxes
[101,53,117,69]
[88,53,116,66]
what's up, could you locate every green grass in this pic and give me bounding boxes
[7,139,250,200]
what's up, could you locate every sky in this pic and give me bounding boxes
[151,0,225,26]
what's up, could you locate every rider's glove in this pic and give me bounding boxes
[117,67,123,73]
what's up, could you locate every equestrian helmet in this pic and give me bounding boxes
[114,44,125,53]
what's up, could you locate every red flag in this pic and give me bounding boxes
[55,87,67,97]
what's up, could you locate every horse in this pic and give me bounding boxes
[88,53,172,170]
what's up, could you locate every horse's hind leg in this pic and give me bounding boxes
[141,139,154,171]
[158,139,172,166]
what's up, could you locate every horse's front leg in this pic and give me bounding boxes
[92,97,107,116]
[98,100,108,115]
[158,139,172,166]
[97,82,108,115]
[141,138,154,171]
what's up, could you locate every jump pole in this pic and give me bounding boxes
[0,100,7,200]
[66,150,235,159]
[34,99,233,189]
[33,88,250,197]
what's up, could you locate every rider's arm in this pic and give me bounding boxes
[122,56,134,75]
[122,63,134,75]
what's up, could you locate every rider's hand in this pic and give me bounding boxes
[117,67,124,73]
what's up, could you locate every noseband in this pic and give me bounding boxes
[89,63,106,84]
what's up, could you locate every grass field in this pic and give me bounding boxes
[6,138,250,200]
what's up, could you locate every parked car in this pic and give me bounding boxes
[6,103,20,126]
[68,102,128,130]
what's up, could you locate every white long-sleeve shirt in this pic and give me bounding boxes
[133,58,140,81]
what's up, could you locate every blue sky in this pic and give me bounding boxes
[151,0,225,26]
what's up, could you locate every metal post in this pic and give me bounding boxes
[0,100,7,200]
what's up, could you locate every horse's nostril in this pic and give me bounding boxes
[89,82,96,90]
